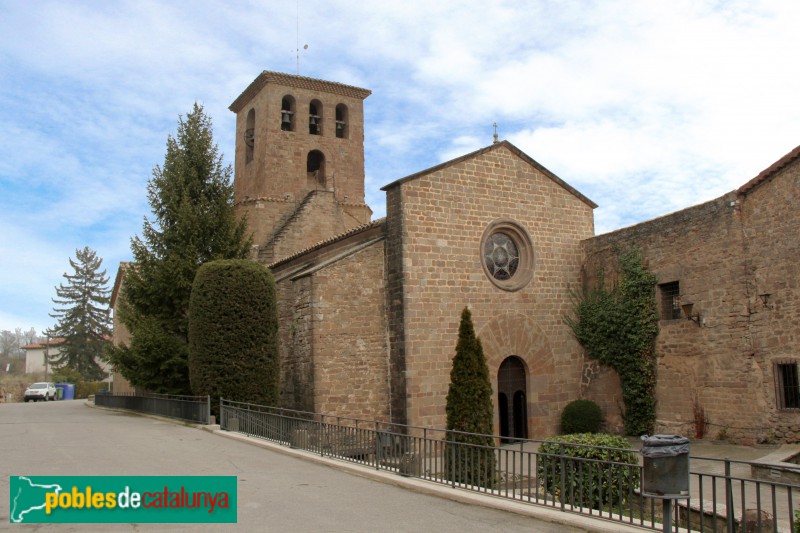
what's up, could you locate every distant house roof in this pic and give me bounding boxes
[21,338,64,350]
[738,143,800,195]
[381,140,597,209]
[229,71,372,113]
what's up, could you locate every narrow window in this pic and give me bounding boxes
[659,281,681,320]
[335,104,348,138]
[307,150,325,186]
[776,362,800,409]
[245,108,255,164]
[309,100,322,135]
[281,96,295,132]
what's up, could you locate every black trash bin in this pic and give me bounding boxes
[641,434,690,498]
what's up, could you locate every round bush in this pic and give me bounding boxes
[538,433,639,510]
[561,399,603,434]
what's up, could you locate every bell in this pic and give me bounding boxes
[309,115,319,126]
[281,111,293,125]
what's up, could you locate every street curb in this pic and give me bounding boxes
[204,425,645,533]
[85,401,644,532]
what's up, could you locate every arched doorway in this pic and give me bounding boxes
[498,356,528,442]
[498,393,509,437]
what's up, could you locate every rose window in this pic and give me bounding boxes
[483,232,519,280]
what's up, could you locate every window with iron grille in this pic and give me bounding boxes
[659,281,681,320]
[775,361,800,409]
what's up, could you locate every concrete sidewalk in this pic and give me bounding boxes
[204,424,647,533]
[85,400,800,532]
[205,421,800,533]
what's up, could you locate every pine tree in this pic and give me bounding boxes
[445,307,496,487]
[47,246,111,380]
[107,103,251,394]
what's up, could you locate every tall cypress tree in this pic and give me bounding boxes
[47,246,111,380]
[445,307,496,487]
[107,103,251,394]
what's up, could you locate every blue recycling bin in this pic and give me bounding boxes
[56,383,75,400]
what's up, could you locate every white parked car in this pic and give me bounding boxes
[24,382,57,402]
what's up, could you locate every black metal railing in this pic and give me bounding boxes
[95,391,210,424]
[219,398,800,532]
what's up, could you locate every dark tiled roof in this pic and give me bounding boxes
[738,143,800,195]
[230,71,372,112]
[381,140,597,208]
[269,218,386,268]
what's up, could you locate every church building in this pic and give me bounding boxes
[231,70,600,439]
[113,70,800,444]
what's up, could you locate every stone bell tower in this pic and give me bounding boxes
[229,71,373,264]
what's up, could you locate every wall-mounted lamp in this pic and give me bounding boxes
[681,302,702,326]
[759,293,772,309]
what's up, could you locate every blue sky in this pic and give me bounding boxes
[2,0,800,335]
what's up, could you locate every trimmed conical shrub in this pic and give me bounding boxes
[445,307,496,487]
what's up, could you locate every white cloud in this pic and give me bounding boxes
[2,0,800,331]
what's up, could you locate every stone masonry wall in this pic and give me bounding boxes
[233,83,367,203]
[385,186,408,425]
[582,194,756,440]
[310,241,389,420]
[742,160,800,442]
[232,81,369,252]
[392,144,595,436]
[276,274,314,412]
[110,270,136,394]
[236,197,296,254]
[582,158,800,443]
[269,190,371,264]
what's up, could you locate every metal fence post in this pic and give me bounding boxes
[423,428,428,480]
[207,395,211,425]
[375,421,380,470]
[725,458,734,533]
[559,443,566,511]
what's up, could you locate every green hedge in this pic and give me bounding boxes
[188,259,279,417]
[75,381,108,399]
[561,399,603,434]
[538,433,639,510]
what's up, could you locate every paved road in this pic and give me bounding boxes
[0,401,595,532]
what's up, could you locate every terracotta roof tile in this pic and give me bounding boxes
[269,218,386,268]
[230,71,371,112]
[21,338,65,349]
[738,143,800,195]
